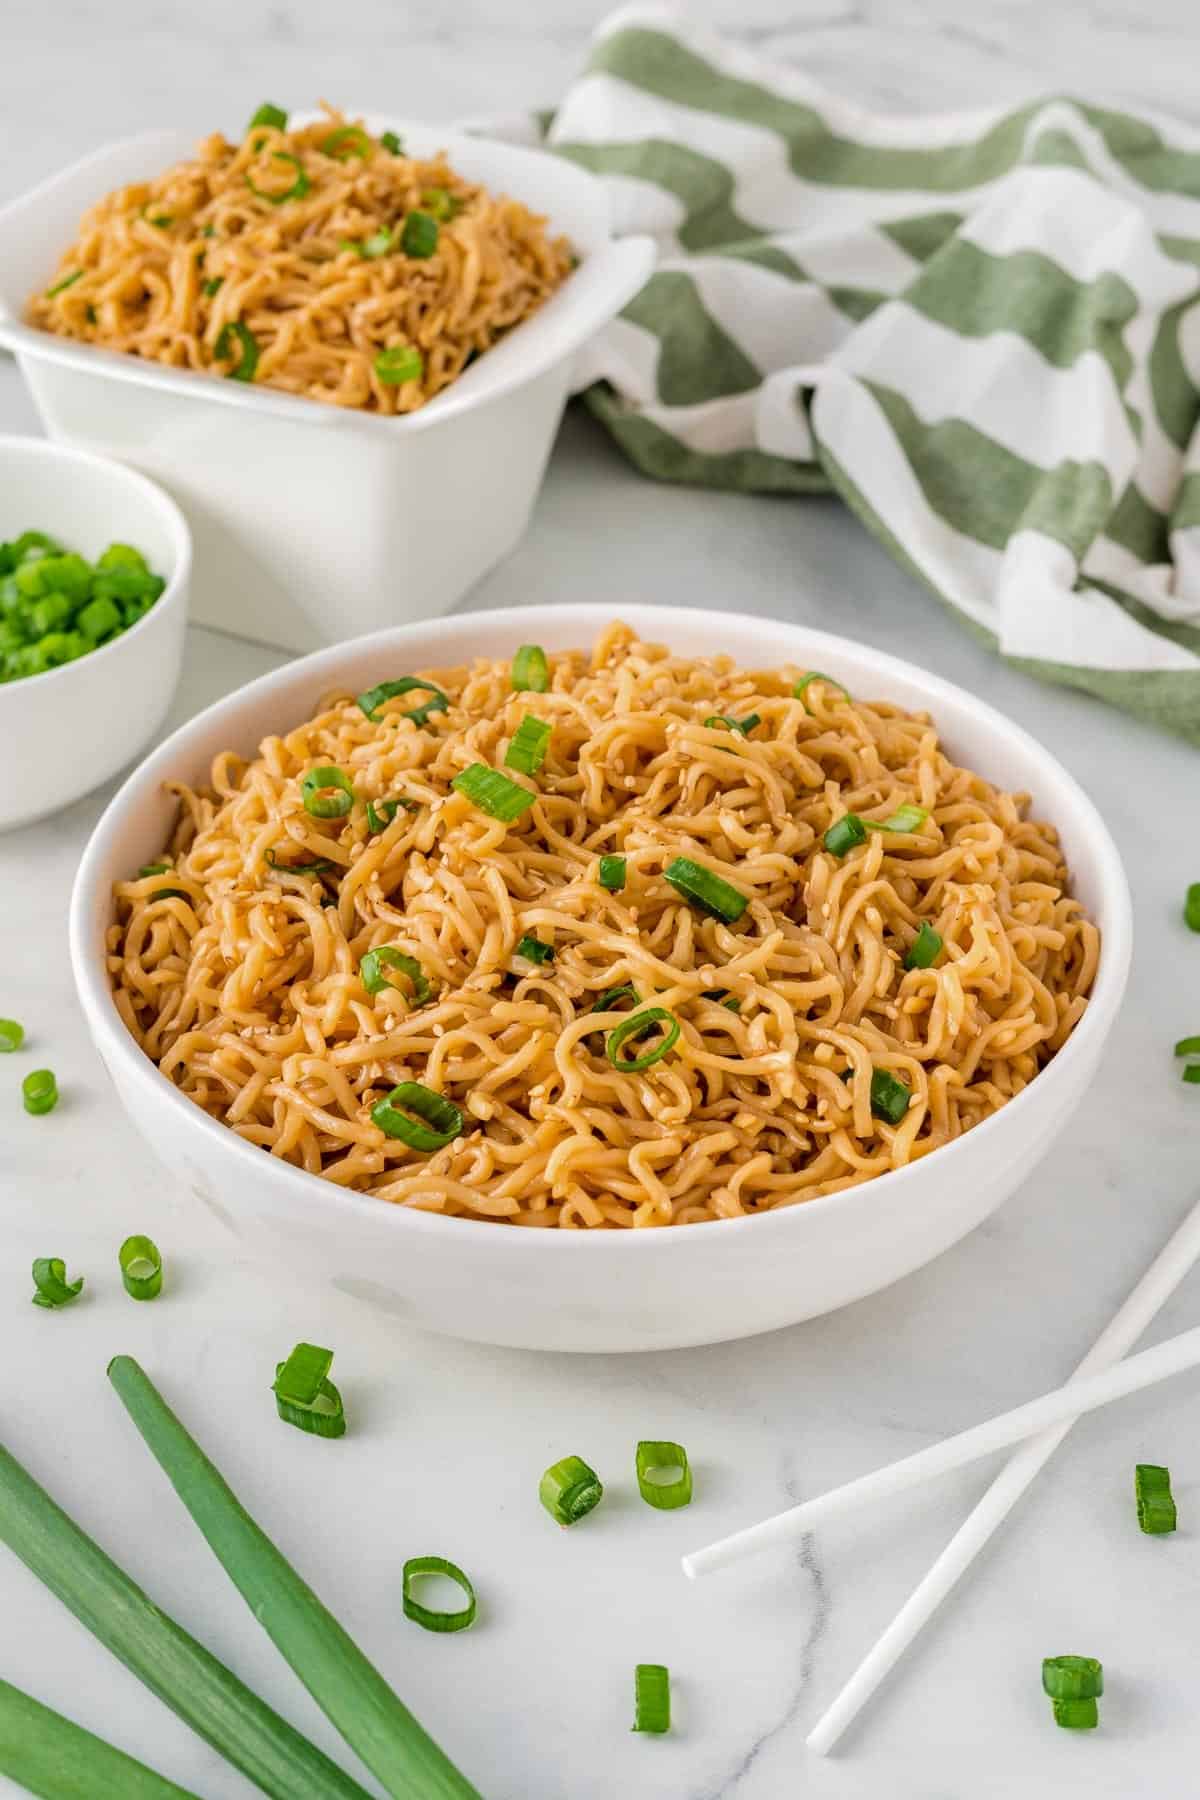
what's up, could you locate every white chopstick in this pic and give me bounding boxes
[682,1317,1200,1581]
[806,1196,1200,1754]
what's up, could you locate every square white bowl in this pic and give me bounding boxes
[0,119,654,652]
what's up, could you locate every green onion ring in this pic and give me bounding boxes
[606,1008,680,1074]
[504,714,552,776]
[119,1235,163,1301]
[633,1665,671,1734]
[245,152,310,205]
[247,102,288,132]
[635,1441,692,1510]
[401,1557,477,1634]
[264,848,333,876]
[0,1019,25,1053]
[360,947,430,1004]
[371,1083,463,1151]
[373,345,424,386]
[22,1070,58,1116]
[31,1257,82,1309]
[450,764,536,823]
[903,921,943,970]
[823,814,867,857]
[663,856,747,924]
[301,766,354,820]
[515,934,554,965]
[598,855,626,891]
[511,644,550,693]
[539,1455,603,1526]
[214,320,259,382]
[355,677,448,725]
[321,125,371,160]
[793,671,851,711]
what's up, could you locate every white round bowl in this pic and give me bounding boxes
[0,435,190,830]
[69,605,1132,1352]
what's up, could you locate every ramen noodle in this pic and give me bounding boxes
[107,625,1099,1229]
[29,105,573,415]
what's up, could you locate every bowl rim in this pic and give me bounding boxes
[69,602,1133,1254]
[0,432,192,695]
[0,119,652,437]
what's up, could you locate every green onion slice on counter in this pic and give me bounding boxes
[399,211,439,258]
[515,934,554,965]
[703,712,760,735]
[591,983,638,1014]
[301,766,354,820]
[274,1343,345,1439]
[451,764,536,823]
[633,1665,671,1734]
[119,1235,163,1301]
[539,1455,603,1526]
[511,644,549,693]
[635,1441,692,1510]
[870,1067,911,1125]
[1186,884,1200,932]
[214,320,259,382]
[402,1557,477,1634]
[793,671,851,711]
[245,152,310,205]
[360,947,430,1004]
[823,814,867,857]
[31,1257,82,1309]
[0,1019,24,1053]
[1135,1463,1177,1534]
[904,921,943,970]
[365,797,416,833]
[264,848,333,876]
[380,130,404,155]
[505,715,552,776]
[373,345,423,386]
[664,857,747,924]
[248,102,288,132]
[321,125,371,160]
[371,1083,463,1151]
[871,804,928,834]
[607,1008,680,1074]
[46,270,83,297]
[356,676,448,724]
[598,855,626,892]
[22,1070,58,1116]
[1042,1656,1103,1701]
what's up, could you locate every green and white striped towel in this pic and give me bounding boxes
[537,5,1200,741]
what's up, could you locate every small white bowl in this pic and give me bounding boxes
[69,605,1132,1352]
[0,436,190,831]
[0,119,654,654]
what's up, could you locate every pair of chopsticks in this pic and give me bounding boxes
[682,1195,1200,1754]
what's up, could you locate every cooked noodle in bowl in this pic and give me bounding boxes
[105,624,1099,1231]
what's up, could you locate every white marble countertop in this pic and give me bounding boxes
[4,6,1200,1798]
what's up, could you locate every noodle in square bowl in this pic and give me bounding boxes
[69,606,1131,1352]
[0,111,654,651]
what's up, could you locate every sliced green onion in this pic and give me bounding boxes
[274,1344,345,1439]
[402,1557,476,1633]
[871,803,929,834]
[321,125,371,160]
[451,764,535,823]
[360,947,430,1004]
[794,671,851,711]
[374,345,423,386]
[0,1430,377,1800]
[598,855,626,892]
[633,1665,670,1735]
[592,983,638,1013]
[515,934,554,965]
[0,1019,24,1053]
[380,131,404,155]
[505,714,552,776]
[904,921,943,970]
[664,856,747,924]
[301,765,354,820]
[607,1008,680,1073]
[399,212,439,258]
[700,988,740,1012]
[248,102,288,132]
[511,644,549,693]
[214,320,259,382]
[1042,1656,1103,1700]
[539,1456,602,1527]
[365,797,415,833]
[31,1257,82,1309]
[371,1083,463,1151]
[203,276,224,297]
[361,228,393,258]
[870,1067,911,1125]
[0,1677,205,1800]
[421,189,462,222]
[120,1235,163,1301]
[1135,1463,1177,1534]
[46,270,83,297]
[22,1069,57,1116]
[823,814,867,857]
[1186,884,1200,932]
[703,712,760,735]
[264,848,333,876]
[356,676,448,725]
[635,1441,692,1510]
[1176,1036,1200,1057]
[245,152,310,205]
[150,215,174,229]
[106,1356,480,1798]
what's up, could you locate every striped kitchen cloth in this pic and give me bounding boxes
[537,5,1200,740]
